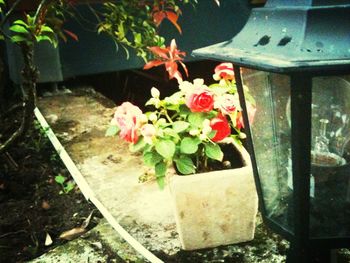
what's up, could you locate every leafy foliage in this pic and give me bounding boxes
[107,63,256,188]
[98,0,196,61]
[10,16,58,47]
[55,174,75,194]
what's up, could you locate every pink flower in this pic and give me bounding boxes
[213,62,234,81]
[210,114,231,142]
[140,124,156,144]
[185,87,214,113]
[214,94,238,115]
[236,103,257,130]
[113,102,145,144]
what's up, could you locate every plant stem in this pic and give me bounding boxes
[164,110,173,123]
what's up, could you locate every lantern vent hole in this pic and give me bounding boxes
[254,35,270,46]
[277,36,292,46]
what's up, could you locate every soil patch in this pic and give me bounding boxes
[0,117,101,262]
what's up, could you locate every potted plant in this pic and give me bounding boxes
[106,45,258,249]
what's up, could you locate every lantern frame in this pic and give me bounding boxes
[193,1,350,261]
[234,66,350,262]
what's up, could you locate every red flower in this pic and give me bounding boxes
[213,62,235,81]
[210,114,231,142]
[185,87,214,113]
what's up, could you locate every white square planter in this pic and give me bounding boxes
[169,145,258,250]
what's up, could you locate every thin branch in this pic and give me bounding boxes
[3,152,19,170]
[33,0,49,23]
[0,103,24,119]
[0,105,27,155]
[87,3,102,24]
[0,230,27,239]
[0,0,23,27]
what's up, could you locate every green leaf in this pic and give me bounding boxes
[205,143,223,161]
[129,137,146,152]
[155,162,167,189]
[55,174,66,185]
[117,22,125,39]
[13,20,28,27]
[155,139,175,159]
[134,32,141,45]
[231,134,243,147]
[143,151,163,167]
[179,104,191,118]
[208,130,217,139]
[105,125,120,136]
[188,112,206,127]
[41,25,54,33]
[36,35,58,47]
[175,156,195,175]
[155,161,167,177]
[64,181,75,193]
[9,24,29,34]
[11,35,29,43]
[163,128,180,140]
[156,176,165,190]
[172,121,189,133]
[180,137,200,154]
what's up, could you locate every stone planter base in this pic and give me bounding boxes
[169,145,258,250]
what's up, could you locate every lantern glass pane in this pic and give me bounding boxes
[310,75,350,238]
[242,69,293,232]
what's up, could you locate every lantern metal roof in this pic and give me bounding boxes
[193,0,350,72]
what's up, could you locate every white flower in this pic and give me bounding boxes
[140,124,156,144]
[214,93,240,115]
[193,78,205,87]
[179,80,193,93]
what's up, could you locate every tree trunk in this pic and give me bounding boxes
[0,43,37,155]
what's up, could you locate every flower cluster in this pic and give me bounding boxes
[107,63,255,188]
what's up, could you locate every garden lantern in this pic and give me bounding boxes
[193,0,350,262]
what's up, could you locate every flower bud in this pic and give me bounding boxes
[149,113,158,122]
[157,118,166,125]
[239,132,247,139]
[189,129,200,136]
[151,87,160,98]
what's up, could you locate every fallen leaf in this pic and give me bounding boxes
[81,211,93,229]
[45,232,53,246]
[59,227,86,241]
[91,241,103,250]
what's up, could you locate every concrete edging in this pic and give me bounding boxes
[34,107,163,263]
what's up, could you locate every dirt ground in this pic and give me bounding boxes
[0,118,102,262]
